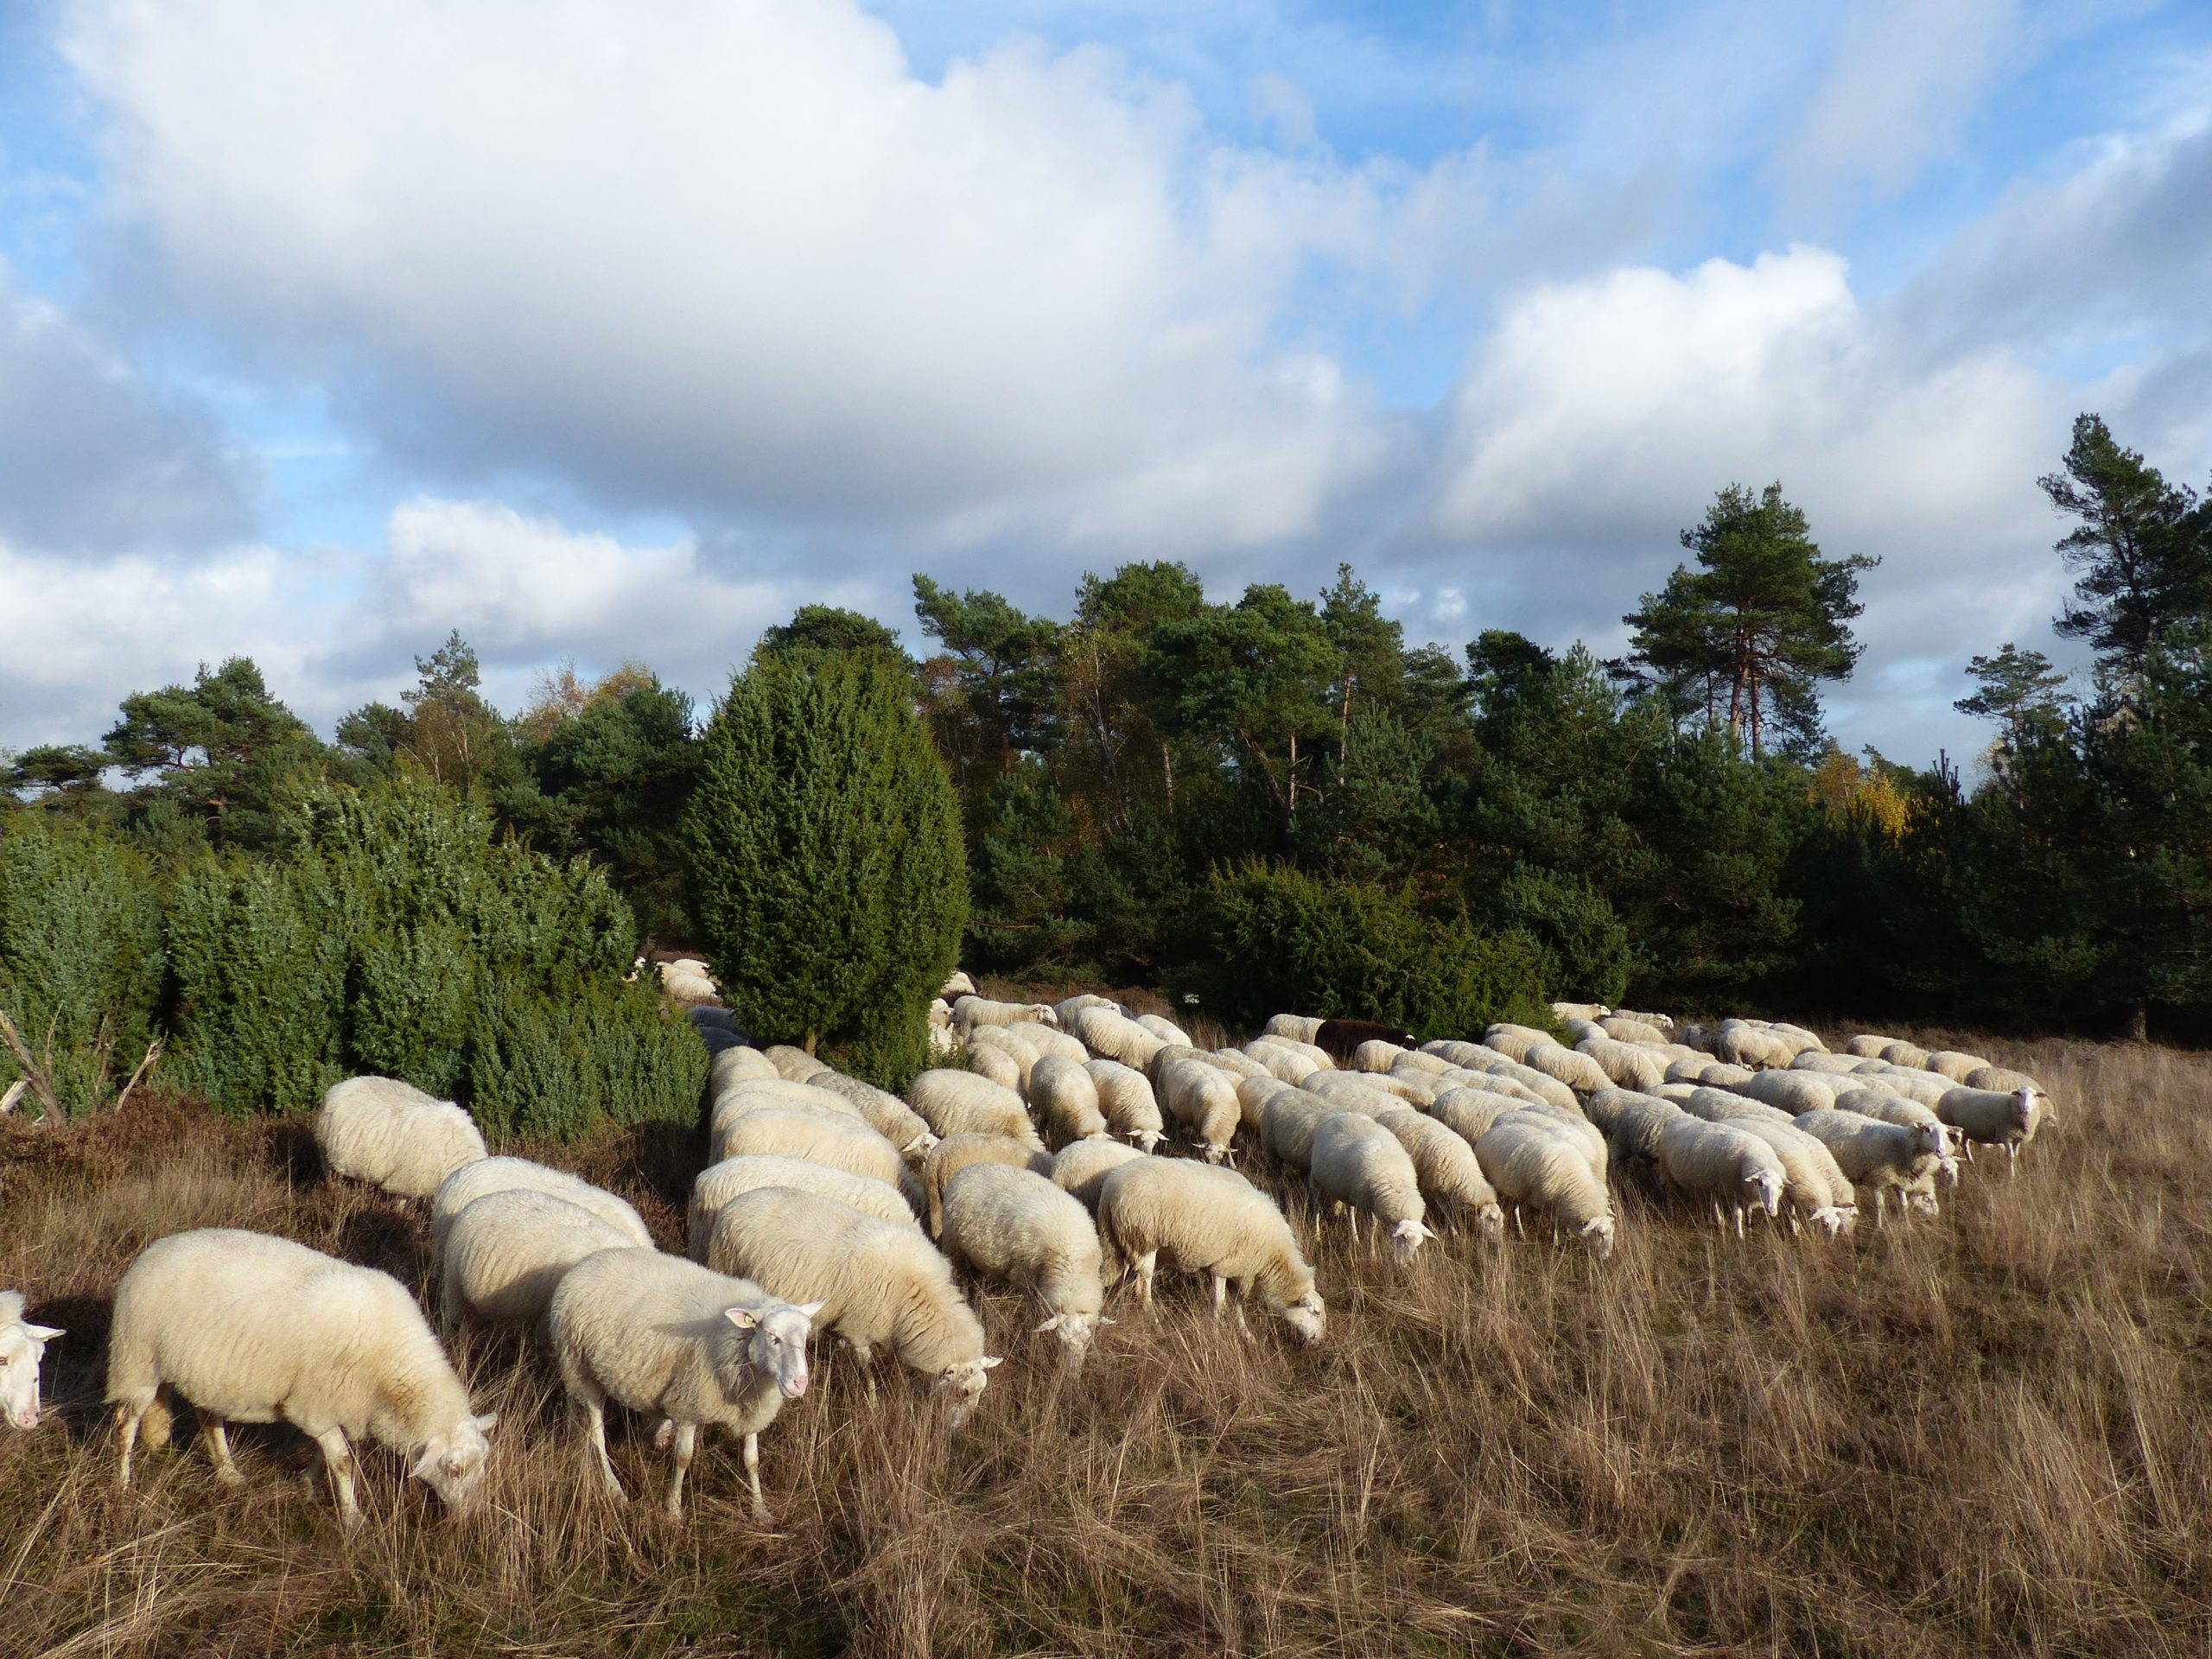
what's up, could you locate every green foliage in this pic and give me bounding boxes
[685,652,968,1084]
[1490,865,1632,1006]
[470,977,705,1140]
[100,657,327,851]
[0,821,164,1116]
[2042,413,2210,672]
[1198,862,1551,1039]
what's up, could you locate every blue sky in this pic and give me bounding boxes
[1,0,2207,764]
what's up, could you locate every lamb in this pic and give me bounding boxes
[1308,1113,1433,1263]
[1083,1058,1167,1150]
[705,1187,1001,1423]
[107,1229,495,1529]
[1472,1118,1616,1255]
[314,1077,486,1202]
[1095,1158,1325,1342]
[1738,1069,1841,1116]
[1576,1037,1667,1092]
[1158,1058,1242,1163]
[908,1071,1043,1146]
[807,1071,939,1157]
[921,1134,1054,1236]
[429,1157,654,1262]
[1243,1039,1321,1084]
[1727,1119,1856,1237]
[0,1293,61,1432]
[547,1248,818,1520]
[1654,1118,1788,1236]
[1937,1087,2040,1168]
[1791,1110,1950,1224]
[939,1163,1109,1367]
[764,1045,830,1083]
[710,1108,911,1190]
[1924,1050,1993,1084]
[439,1190,640,1336]
[1313,1018,1416,1062]
[710,1045,782,1090]
[1135,1012,1194,1047]
[965,1040,1026,1091]
[690,1154,920,1260]
[1029,1055,1110,1147]
[1259,1090,1341,1174]
[1370,1110,1505,1241]
[1263,1013,1325,1044]
[1052,1137,1147,1211]
[1069,1007,1166,1069]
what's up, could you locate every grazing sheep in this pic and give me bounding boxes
[709,1080,868,1152]
[710,1108,910,1191]
[1610,1009,1676,1034]
[1264,1014,1326,1044]
[1259,1090,1340,1174]
[1308,1113,1433,1263]
[439,1191,639,1337]
[1011,1021,1090,1066]
[1375,1065,1448,1108]
[1679,1087,1797,1130]
[971,1025,1046,1088]
[1582,1087,1666,1137]
[1867,1066,1958,1109]
[908,1071,1043,1146]
[1878,1039,1933,1070]
[1313,1019,1415,1062]
[1427,1088,1535,1153]
[710,1046,783,1091]
[1135,1012,1194,1047]
[955,995,1058,1032]
[1207,1046,1273,1082]
[965,1040,1026,1091]
[430,1158,653,1262]
[1841,1034,1891,1058]
[1350,1038,1409,1073]
[1965,1065,2057,1124]
[763,1045,830,1083]
[698,1027,750,1058]
[0,1293,61,1432]
[1158,1058,1242,1163]
[807,1072,939,1158]
[1472,1118,1616,1255]
[1655,1118,1788,1236]
[1601,1096,1690,1179]
[548,1248,818,1520]
[1052,1137,1147,1211]
[1738,1069,1841,1116]
[1055,993,1125,1026]
[1096,1159,1325,1342]
[1069,1007,1166,1069]
[1243,1039,1321,1084]
[108,1230,494,1529]
[1728,1120,1856,1237]
[1792,1110,1949,1224]
[1371,1110,1505,1241]
[1470,1055,1583,1113]
[689,1006,740,1034]
[1481,1024,1552,1065]
[1391,1049,1455,1077]
[663,971,719,1004]
[928,1020,960,1057]
[1300,1070,1415,1119]
[1937,1087,2040,1167]
[1831,1089,1959,1158]
[1767,1022,1827,1056]
[1662,1056,1713,1084]
[1083,1059,1166,1150]
[1576,1037,1667,1092]
[1924,1050,1992,1085]
[1029,1055,1109,1147]
[1549,1001,1612,1022]
[922,1135,1054,1236]
[315,1077,486,1202]
[690,1155,920,1260]
[940,1163,1109,1367]
[705,1188,1001,1424]
[1143,1043,1217,1090]
[1501,1103,1609,1182]
[941,971,978,1001]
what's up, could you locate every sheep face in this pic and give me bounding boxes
[1131,1129,1165,1152]
[1034,1312,1108,1369]
[937,1355,1003,1427]
[1908,1122,1948,1160]
[1745,1167,1785,1218]
[1809,1205,1853,1241]
[728,1300,823,1400]
[1385,1218,1433,1266]
[410,1413,497,1516]
[1904,1187,1942,1218]
[1276,1291,1326,1345]
[0,1318,61,1431]
[1580,1216,1617,1259]
[2009,1089,2037,1137]
[1473,1203,1507,1245]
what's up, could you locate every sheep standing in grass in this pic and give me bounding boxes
[706,1188,1001,1423]
[1307,1113,1433,1263]
[1055,993,1124,1026]
[1371,1111,1504,1241]
[1792,1111,1949,1224]
[1069,1006,1166,1069]
[1259,1090,1338,1175]
[1656,1118,1788,1236]
[970,1025,1044,1090]
[808,1072,939,1158]
[1599,1096,1690,1186]
[764,1045,830,1083]
[711,1108,911,1190]
[1923,1050,1992,1084]
[315,1077,486,1202]
[921,1135,1054,1236]
[1473,1119,1617,1255]
[1739,1070,1842,1116]
[1011,1021,1090,1066]
[1727,1120,1856,1237]
[1301,1070,1414,1119]
[1096,1159,1325,1342]
[966,1041,1026,1090]
[1029,1055,1109,1147]
[548,1248,819,1520]
[108,1229,495,1529]
[1937,1087,2040,1168]
[690,1155,920,1260]
[1350,1038,1409,1073]
[1577,1037,1667,1092]
[1158,1058,1241,1164]
[439,1191,638,1336]
[1083,1059,1166,1150]
[955,995,1057,1032]
[1243,1039,1321,1084]
[1264,1013,1325,1044]
[909,1071,1042,1146]
[710,1046,782,1090]
[1428,1088,1533,1154]
[1831,1089,1959,1160]
[940,1163,1109,1368]
[0,1293,61,1432]
[430,1158,653,1262]
[1052,1137,1147,1211]
[1549,1001,1611,1022]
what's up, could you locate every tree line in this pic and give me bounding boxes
[6,411,2208,1044]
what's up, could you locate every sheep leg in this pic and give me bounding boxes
[575,1389,626,1500]
[1734,1206,1745,1241]
[115,1404,143,1490]
[2007,1146,2018,1179]
[663,1421,696,1519]
[204,1413,245,1488]
[1512,1208,1525,1238]
[743,1432,768,1522]
[1134,1251,1158,1307]
[1211,1274,1228,1317]
[1872,1188,1886,1229]
[312,1427,361,1531]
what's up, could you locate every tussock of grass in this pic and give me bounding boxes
[1,1032,2209,1656]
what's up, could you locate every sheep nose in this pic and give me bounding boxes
[785,1371,809,1398]
[10,1408,35,1430]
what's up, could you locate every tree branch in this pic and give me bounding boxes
[0,1008,61,1123]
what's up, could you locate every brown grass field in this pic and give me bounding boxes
[2,1023,2209,1658]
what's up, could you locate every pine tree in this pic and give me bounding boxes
[2041,414,2209,675]
[683,652,967,1083]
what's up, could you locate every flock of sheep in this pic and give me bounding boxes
[0,963,2057,1538]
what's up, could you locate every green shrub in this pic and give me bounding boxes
[1490,864,1632,1007]
[470,978,705,1141]
[0,820,164,1116]
[1198,861,1552,1039]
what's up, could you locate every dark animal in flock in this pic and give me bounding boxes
[1312,1020,1416,1062]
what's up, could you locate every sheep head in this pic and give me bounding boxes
[1276,1290,1326,1344]
[1745,1166,1785,1217]
[938,1355,1002,1427]
[0,1314,61,1432]
[1034,1312,1109,1369]
[727,1299,823,1400]
[1580,1215,1617,1258]
[411,1412,497,1516]
[1385,1217,1433,1266]
[1474,1202,1507,1245]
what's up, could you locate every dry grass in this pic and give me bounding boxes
[3,1030,2209,1657]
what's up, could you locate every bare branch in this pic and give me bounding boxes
[0,1008,61,1123]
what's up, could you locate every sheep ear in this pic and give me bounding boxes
[980,1355,1006,1370]
[1095,1316,1116,1327]
[1033,1315,1065,1334]
[793,1300,827,1321]
[725,1306,761,1331]
[24,1325,62,1344]
[473,1414,498,1433]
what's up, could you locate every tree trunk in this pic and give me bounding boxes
[2121,1001,2149,1044]
[803,1030,819,1057]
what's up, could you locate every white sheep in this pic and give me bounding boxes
[1679,1087,1797,1130]
[430,1157,653,1262]
[1259,1090,1340,1174]
[1157,1058,1241,1164]
[710,1107,911,1191]
[1472,1118,1616,1255]
[1842,1034,1893,1058]
[1608,1010,1676,1035]
[1350,1038,1409,1073]
[1727,1119,1856,1237]
[908,1071,1042,1146]
[1792,1110,1950,1224]
[1877,1039,1932,1069]
[439,1190,639,1336]
[1263,1013,1326,1044]
[1937,1086,2040,1168]
[1029,1055,1109,1147]
[1052,1137,1147,1211]
[1207,1046,1273,1082]
[970,1024,1044,1090]
[710,1045,782,1090]
[1964,1065,2058,1131]
[1576,1037,1667,1092]
[706,1187,1001,1422]
[760,1044,829,1083]
[709,1081,868,1153]
[1481,1024,1552,1065]
[921,1134,1055,1236]
[1427,1087,1535,1154]
[1054,993,1125,1026]
[662,971,719,1004]
[1010,1020,1090,1065]
[1390,1049,1455,1078]
[964,1039,1026,1091]
[940,1162,1109,1368]
[1308,1113,1433,1263]
[1599,1095,1689,1177]
[315,1076,486,1202]
[1830,1088,1960,1159]
[1520,1042,1612,1096]
[1737,1069,1841,1116]
[547,1247,818,1520]
[1866,1066,1957,1109]
[1548,1001,1612,1022]
[1501,1101,1609,1182]
[806,1071,939,1158]
[1370,1110,1505,1241]
[1300,1070,1415,1119]
[1096,1158,1325,1342]
[1655,1118,1788,1236]
[1767,1022,1827,1056]
[0,1292,61,1432]
[1083,1058,1166,1150]
[690,1154,920,1261]
[1923,1050,1992,1084]
[107,1229,494,1529]
[1068,1006,1166,1069]
[1241,1039,1320,1084]
[941,970,978,1001]
[955,995,1058,1032]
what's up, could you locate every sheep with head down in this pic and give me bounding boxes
[1473,1117,1616,1256]
[1656,1117,1787,1236]
[1096,1158,1325,1343]
[939,1162,1110,1370]
[0,1292,61,1433]
[1307,1112,1433,1264]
